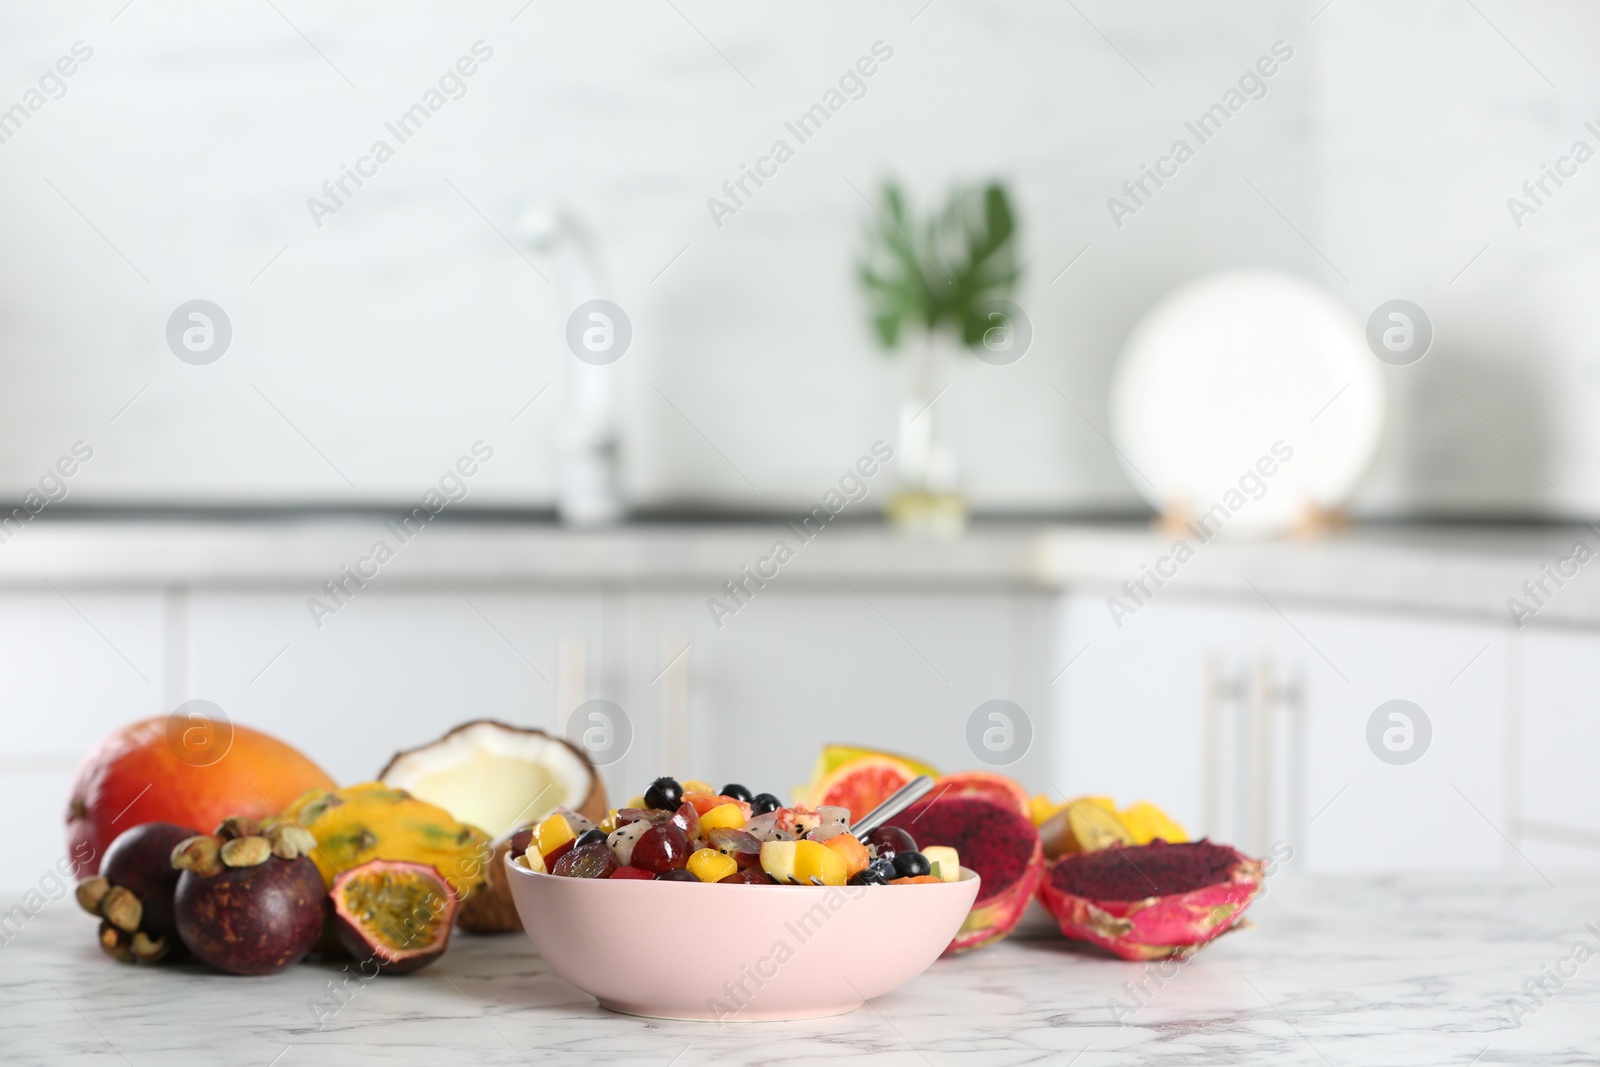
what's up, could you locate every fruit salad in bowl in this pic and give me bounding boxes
[504,776,980,1020]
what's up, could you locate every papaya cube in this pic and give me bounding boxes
[821,832,871,877]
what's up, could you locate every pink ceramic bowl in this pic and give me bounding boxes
[505,853,980,1021]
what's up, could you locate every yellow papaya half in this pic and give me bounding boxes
[281,782,491,901]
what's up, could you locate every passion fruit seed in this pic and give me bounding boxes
[75,876,111,915]
[171,835,224,877]
[219,836,273,868]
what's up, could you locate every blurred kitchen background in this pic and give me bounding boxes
[3,0,1599,884]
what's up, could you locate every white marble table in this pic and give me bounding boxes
[4,875,1596,1066]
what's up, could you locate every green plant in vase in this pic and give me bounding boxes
[857,180,1021,535]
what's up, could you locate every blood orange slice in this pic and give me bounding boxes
[807,744,939,784]
[809,755,917,825]
[930,771,1031,819]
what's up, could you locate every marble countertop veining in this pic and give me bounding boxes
[3,876,1596,1066]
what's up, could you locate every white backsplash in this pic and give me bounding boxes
[0,1,1592,516]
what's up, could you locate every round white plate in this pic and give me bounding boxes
[1108,270,1384,537]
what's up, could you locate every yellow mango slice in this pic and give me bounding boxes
[1030,794,1069,826]
[687,847,738,883]
[699,803,747,832]
[534,812,575,859]
[1119,801,1187,844]
[793,839,846,886]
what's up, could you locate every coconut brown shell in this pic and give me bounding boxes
[456,764,610,935]
[378,721,606,935]
[455,839,522,934]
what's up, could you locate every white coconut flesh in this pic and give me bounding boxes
[382,723,595,840]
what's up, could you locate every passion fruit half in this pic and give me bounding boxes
[331,859,458,974]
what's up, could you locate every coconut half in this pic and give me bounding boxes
[379,721,606,840]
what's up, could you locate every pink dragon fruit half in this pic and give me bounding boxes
[1037,839,1264,960]
[887,796,1044,953]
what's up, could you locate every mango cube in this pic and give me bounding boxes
[534,812,575,859]
[699,803,747,832]
[686,847,738,883]
[759,840,848,886]
[796,839,845,886]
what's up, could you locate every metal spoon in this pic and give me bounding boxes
[794,776,937,884]
[850,774,936,837]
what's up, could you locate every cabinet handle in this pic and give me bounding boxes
[557,631,588,723]
[1203,656,1304,855]
[1201,657,1247,839]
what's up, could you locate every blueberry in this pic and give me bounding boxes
[867,856,896,882]
[749,793,781,816]
[645,777,683,811]
[658,868,699,882]
[892,850,931,879]
[848,865,890,887]
[573,829,607,850]
[720,783,753,803]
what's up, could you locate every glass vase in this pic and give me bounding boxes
[886,333,967,536]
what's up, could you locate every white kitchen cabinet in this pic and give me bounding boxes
[0,589,167,753]
[1050,591,1280,845]
[186,587,608,788]
[1515,626,1600,870]
[6,548,1596,891]
[0,588,167,878]
[1052,591,1509,873]
[624,589,1051,800]
[1279,606,1507,873]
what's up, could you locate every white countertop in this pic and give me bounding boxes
[5,516,1600,624]
[4,875,1595,1065]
